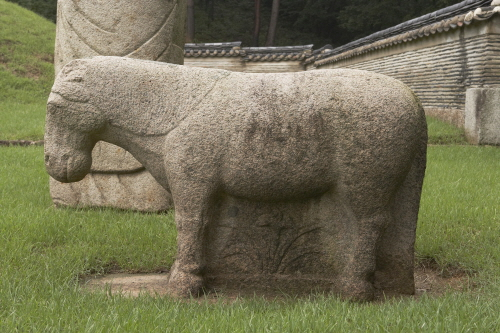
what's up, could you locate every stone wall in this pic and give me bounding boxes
[184,56,307,73]
[306,6,500,129]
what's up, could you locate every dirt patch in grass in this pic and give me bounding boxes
[36,53,54,63]
[12,65,43,80]
[0,53,8,64]
[82,263,473,301]
[0,140,44,146]
[413,261,473,297]
[0,38,21,46]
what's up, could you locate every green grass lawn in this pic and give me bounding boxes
[417,146,500,275]
[1,145,500,332]
[426,117,468,145]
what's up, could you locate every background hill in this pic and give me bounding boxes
[0,0,55,140]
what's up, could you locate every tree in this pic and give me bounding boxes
[278,0,350,47]
[7,0,469,46]
[252,0,261,46]
[337,0,466,41]
[7,0,58,22]
[204,0,215,21]
[265,0,280,46]
[186,0,195,42]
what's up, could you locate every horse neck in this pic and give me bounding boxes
[98,124,168,187]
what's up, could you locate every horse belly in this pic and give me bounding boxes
[221,140,336,201]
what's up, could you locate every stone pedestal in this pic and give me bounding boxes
[465,88,500,145]
[51,0,187,211]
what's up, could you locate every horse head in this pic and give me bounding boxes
[44,60,106,183]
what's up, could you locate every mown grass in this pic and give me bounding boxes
[1,145,500,331]
[0,0,54,140]
[426,117,468,145]
[417,146,500,276]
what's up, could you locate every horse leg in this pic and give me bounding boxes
[375,150,426,294]
[339,205,393,301]
[166,182,215,298]
[336,170,399,302]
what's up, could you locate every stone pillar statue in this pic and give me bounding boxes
[50,0,186,211]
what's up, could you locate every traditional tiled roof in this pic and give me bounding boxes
[308,0,499,66]
[184,42,244,57]
[310,44,333,57]
[184,42,314,62]
[241,45,313,62]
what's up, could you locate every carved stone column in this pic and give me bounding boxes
[50,0,186,211]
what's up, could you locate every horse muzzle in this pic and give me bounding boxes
[44,152,91,183]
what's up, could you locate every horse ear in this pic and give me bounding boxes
[52,59,91,103]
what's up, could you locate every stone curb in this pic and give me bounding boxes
[0,140,44,147]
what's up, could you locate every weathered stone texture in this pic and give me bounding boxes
[45,57,427,300]
[51,0,186,211]
[55,0,186,72]
[465,88,500,145]
[184,57,307,73]
[49,171,173,212]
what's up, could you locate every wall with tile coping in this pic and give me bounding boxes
[307,10,500,128]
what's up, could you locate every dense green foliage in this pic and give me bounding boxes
[7,0,467,47]
[187,0,468,46]
[336,0,467,41]
[6,0,56,22]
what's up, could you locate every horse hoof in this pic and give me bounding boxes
[167,269,204,298]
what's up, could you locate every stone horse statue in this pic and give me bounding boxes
[44,56,427,301]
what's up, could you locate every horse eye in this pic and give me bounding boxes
[47,103,63,112]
